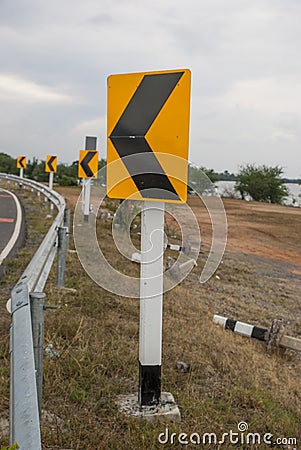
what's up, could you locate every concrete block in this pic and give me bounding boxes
[117,392,181,423]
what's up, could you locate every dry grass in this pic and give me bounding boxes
[0,185,301,449]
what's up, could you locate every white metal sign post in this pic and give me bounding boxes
[49,172,54,190]
[83,179,91,221]
[139,202,165,405]
[19,168,24,179]
[49,172,54,213]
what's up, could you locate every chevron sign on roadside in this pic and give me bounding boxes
[78,150,98,178]
[45,155,58,173]
[106,69,191,203]
[16,156,26,169]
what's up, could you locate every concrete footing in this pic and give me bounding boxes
[117,392,181,423]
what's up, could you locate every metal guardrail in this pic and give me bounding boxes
[0,173,66,449]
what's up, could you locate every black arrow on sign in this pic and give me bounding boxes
[109,72,184,200]
[19,156,26,168]
[47,156,56,172]
[80,151,97,177]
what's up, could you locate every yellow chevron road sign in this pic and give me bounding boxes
[45,155,58,173]
[78,150,98,178]
[16,156,26,169]
[106,68,191,203]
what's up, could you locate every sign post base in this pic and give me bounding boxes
[117,392,181,423]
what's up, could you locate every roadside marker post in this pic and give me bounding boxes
[213,315,267,341]
[213,315,301,353]
[17,156,26,178]
[107,69,191,413]
[78,137,98,222]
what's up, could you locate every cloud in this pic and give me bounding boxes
[0,0,300,177]
[71,116,106,147]
[0,73,77,103]
[211,78,301,115]
[270,130,297,141]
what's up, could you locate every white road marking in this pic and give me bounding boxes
[0,188,22,265]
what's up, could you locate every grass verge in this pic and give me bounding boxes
[1,186,300,449]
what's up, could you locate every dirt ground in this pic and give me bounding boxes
[188,196,301,268]
[56,185,301,285]
[58,186,301,265]
[185,195,301,337]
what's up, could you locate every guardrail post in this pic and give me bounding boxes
[30,292,46,416]
[63,208,71,249]
[57,226,68,287]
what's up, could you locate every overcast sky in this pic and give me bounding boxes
[0,0,300,177]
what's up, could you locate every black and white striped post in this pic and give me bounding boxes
[139,201,165,406]
[166,243,182,252]
[213,314,301,353]
[213,314,267,341]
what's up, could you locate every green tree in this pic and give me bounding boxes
[57,161,78,186]
[0,152,18,175]
[31,160,49,182]
[188,165,217,194]
[26,157,39,178]
[215,170,237,181]
[235,164,288,204]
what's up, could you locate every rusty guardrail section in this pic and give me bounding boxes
[0,173,66,449]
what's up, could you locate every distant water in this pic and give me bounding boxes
[215,181,301,207]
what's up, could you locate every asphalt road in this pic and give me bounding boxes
[0,188,23,269]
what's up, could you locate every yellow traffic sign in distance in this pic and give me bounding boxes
[78,150,98,178]
[45,155,58,173]
[16,156,26,169]
[106,68,191,203]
